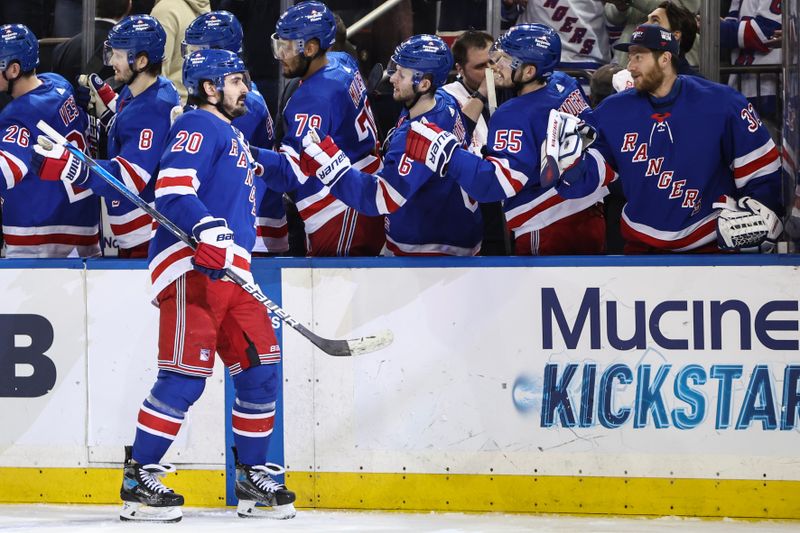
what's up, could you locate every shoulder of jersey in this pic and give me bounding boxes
[680,74,738,102]
[314,52,358,86]
[428,90,460,127]
[594,87,639,114]
[38,72,72,93]
[171,108,220,133]
[245,90,268,112]
[153,76,182,107]
[6,73,73,119]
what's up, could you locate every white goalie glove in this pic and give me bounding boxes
[539,109,596,188]
[715,196,783,253]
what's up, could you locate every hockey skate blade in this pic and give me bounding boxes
[237,499,297,519]
[347,329,394,356]
[120,501,182,522]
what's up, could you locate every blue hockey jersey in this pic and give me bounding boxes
[233,88,287,254]
[149,108,258,296]
[559,75,781,251]
[446,71,609,238]
[0,73,100,258]
[86,76,180,249]
[265,52,384,256]
[325,89,481,255]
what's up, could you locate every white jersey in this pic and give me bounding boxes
[442,80,488,150]
[519,0,611,69]
[723,0,782,101]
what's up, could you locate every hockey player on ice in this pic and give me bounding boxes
[1,23,100,258]
[405,24,608,255]
[35,15,181,258]
[182,10,288,256]
[101,49,295,522]
[299,34,484,256]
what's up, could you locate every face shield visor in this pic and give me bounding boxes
[222,70,253,92]
[386,59,423,87]
[103,41,133,67]
[181,40,211,58]
[270,33,304,60]
[487,45,520,73]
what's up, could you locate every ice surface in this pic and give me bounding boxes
[0,505,798,532]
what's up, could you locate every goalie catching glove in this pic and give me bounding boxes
[539,109,596,188]
[76,73,118,130]
[715,196,782,253]
[32,135,90,185]
[405,121,459,177]
[192,217,234,280]
[299,129,352,186]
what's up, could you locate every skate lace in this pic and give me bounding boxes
[248,463,286,493]
[140,463,177,494]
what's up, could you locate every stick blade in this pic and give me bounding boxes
[346,329,394,356]
[307,329,394,357]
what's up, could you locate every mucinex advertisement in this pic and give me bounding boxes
[282,265,800,479]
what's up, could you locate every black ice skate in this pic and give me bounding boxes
[119,445,184,522]
[233,448,296,519]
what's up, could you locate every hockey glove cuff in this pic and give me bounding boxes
[405,121,459,177]
[32,137,90,185]
[191,217,235,280]
[300,134,352,186]
[715,195,783,253]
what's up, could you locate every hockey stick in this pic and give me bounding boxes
[484,67,497,116]
[36,120,393,357]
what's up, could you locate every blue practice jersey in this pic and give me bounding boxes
[149,108,258,296]
[233,88,287,254]
[560,75,781,251]
[0,73,100,257]
[327,89,481,255]
[447,71,608,238]
[263,52,384,256]
[86,76,180,249]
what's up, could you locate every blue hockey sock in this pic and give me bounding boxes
[132,370,205,465]
[232,364,278,466]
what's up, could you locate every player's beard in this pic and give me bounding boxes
[221,94,247,119]
[282,54,312,79]
[634,64,665,94]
